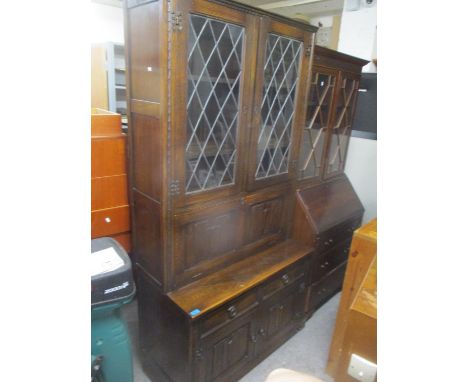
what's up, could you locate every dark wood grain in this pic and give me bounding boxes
[123,0,371,380]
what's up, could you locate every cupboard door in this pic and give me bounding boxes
[173,200,243,288]
[255,279,307,356]
[171,1,258,206]
[194,311,257,382]
[324,71,360,178]
[298,66,338,181]
[247,19,313,189]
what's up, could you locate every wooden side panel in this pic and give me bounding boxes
[127,1,161,103]
[136,266,191,382]
[133,191,164,287]
[91,44,108,110]
[131,113,162,201]
[326,219,377,377]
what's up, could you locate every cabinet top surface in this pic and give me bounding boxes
[168,240,313,318]
[314,45,369,67]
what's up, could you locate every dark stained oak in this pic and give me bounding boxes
[169,240,312,317]
[123,0,369,380]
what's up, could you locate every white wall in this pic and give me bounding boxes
[339,0,377,224]
[338,0,377,73]
[90,3,124,44]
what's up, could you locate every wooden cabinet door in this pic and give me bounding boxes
[171,0,258,207]
[323,71,360,178]
[298,65,339,183]
[255,279,307,356]
[194,311,257,382]
[246,17,313,190]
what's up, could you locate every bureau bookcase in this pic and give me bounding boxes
[123,0,368,380]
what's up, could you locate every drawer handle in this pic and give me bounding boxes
[250,334,257,343]
[104,217,111,223]
[328,239,334,244]
[281,274,290,285]
[227,305,237,318]
[195,348,204,360]
[259,328,266,337]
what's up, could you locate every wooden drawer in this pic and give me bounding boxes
[91,136,127,178]
[309,261,347,313]
[259,259,309,301]
[315,216,361,252]
[91,174,129,211]
[311,238,351,283]
[110,232,132,253]
[91,205,130,238]
[199,291,259,339]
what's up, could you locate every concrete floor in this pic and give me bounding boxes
[122,292,341,382]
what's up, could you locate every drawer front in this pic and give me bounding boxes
[315,216,361,252]
[309,261,347,313]
[260,259,309,301]
[311,238,351,283]
[91,174,129,211]
[110,232,131,253]
[199,291,259,339]
[91,205,130,238]
[91,137,127,178]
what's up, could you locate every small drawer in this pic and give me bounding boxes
[260,260,308,301]
[199,291,259,338]
[91,174,129,211]
[309,261,347,312]
[91,205,130,238]
[315,216,361,252]
[312,238,351,283]
[91,136,127,178]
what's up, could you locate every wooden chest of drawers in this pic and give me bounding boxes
[91,109,131,252]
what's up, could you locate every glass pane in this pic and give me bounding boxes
[327,77,358,174]
[255,33,302,179]
[299,72,336,179]
[185,14,245,193]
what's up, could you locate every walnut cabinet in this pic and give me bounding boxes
[123,0,368,381]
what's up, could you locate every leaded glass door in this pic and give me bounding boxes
[298,67,338,181]
[171,1,257,206]
[324,71,360,178]
[247,19,313,189]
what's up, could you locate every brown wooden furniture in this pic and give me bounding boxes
[326,218,377,380]
[91,108,131,252]
[123,1,368,380]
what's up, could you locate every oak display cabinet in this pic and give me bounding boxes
[123,1,368,381]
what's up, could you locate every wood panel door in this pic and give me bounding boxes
[194,310,257,382]
[246,17,313,191]
[172,199,243,288]
[323,71,360,179]
[171,0,259,207]
[255,278,307,356]
[297,65,339,184]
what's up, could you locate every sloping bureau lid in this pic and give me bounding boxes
[297,176,364,233]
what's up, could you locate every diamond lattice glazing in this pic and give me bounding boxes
[255,34,302,179]
[185,14,244,193]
